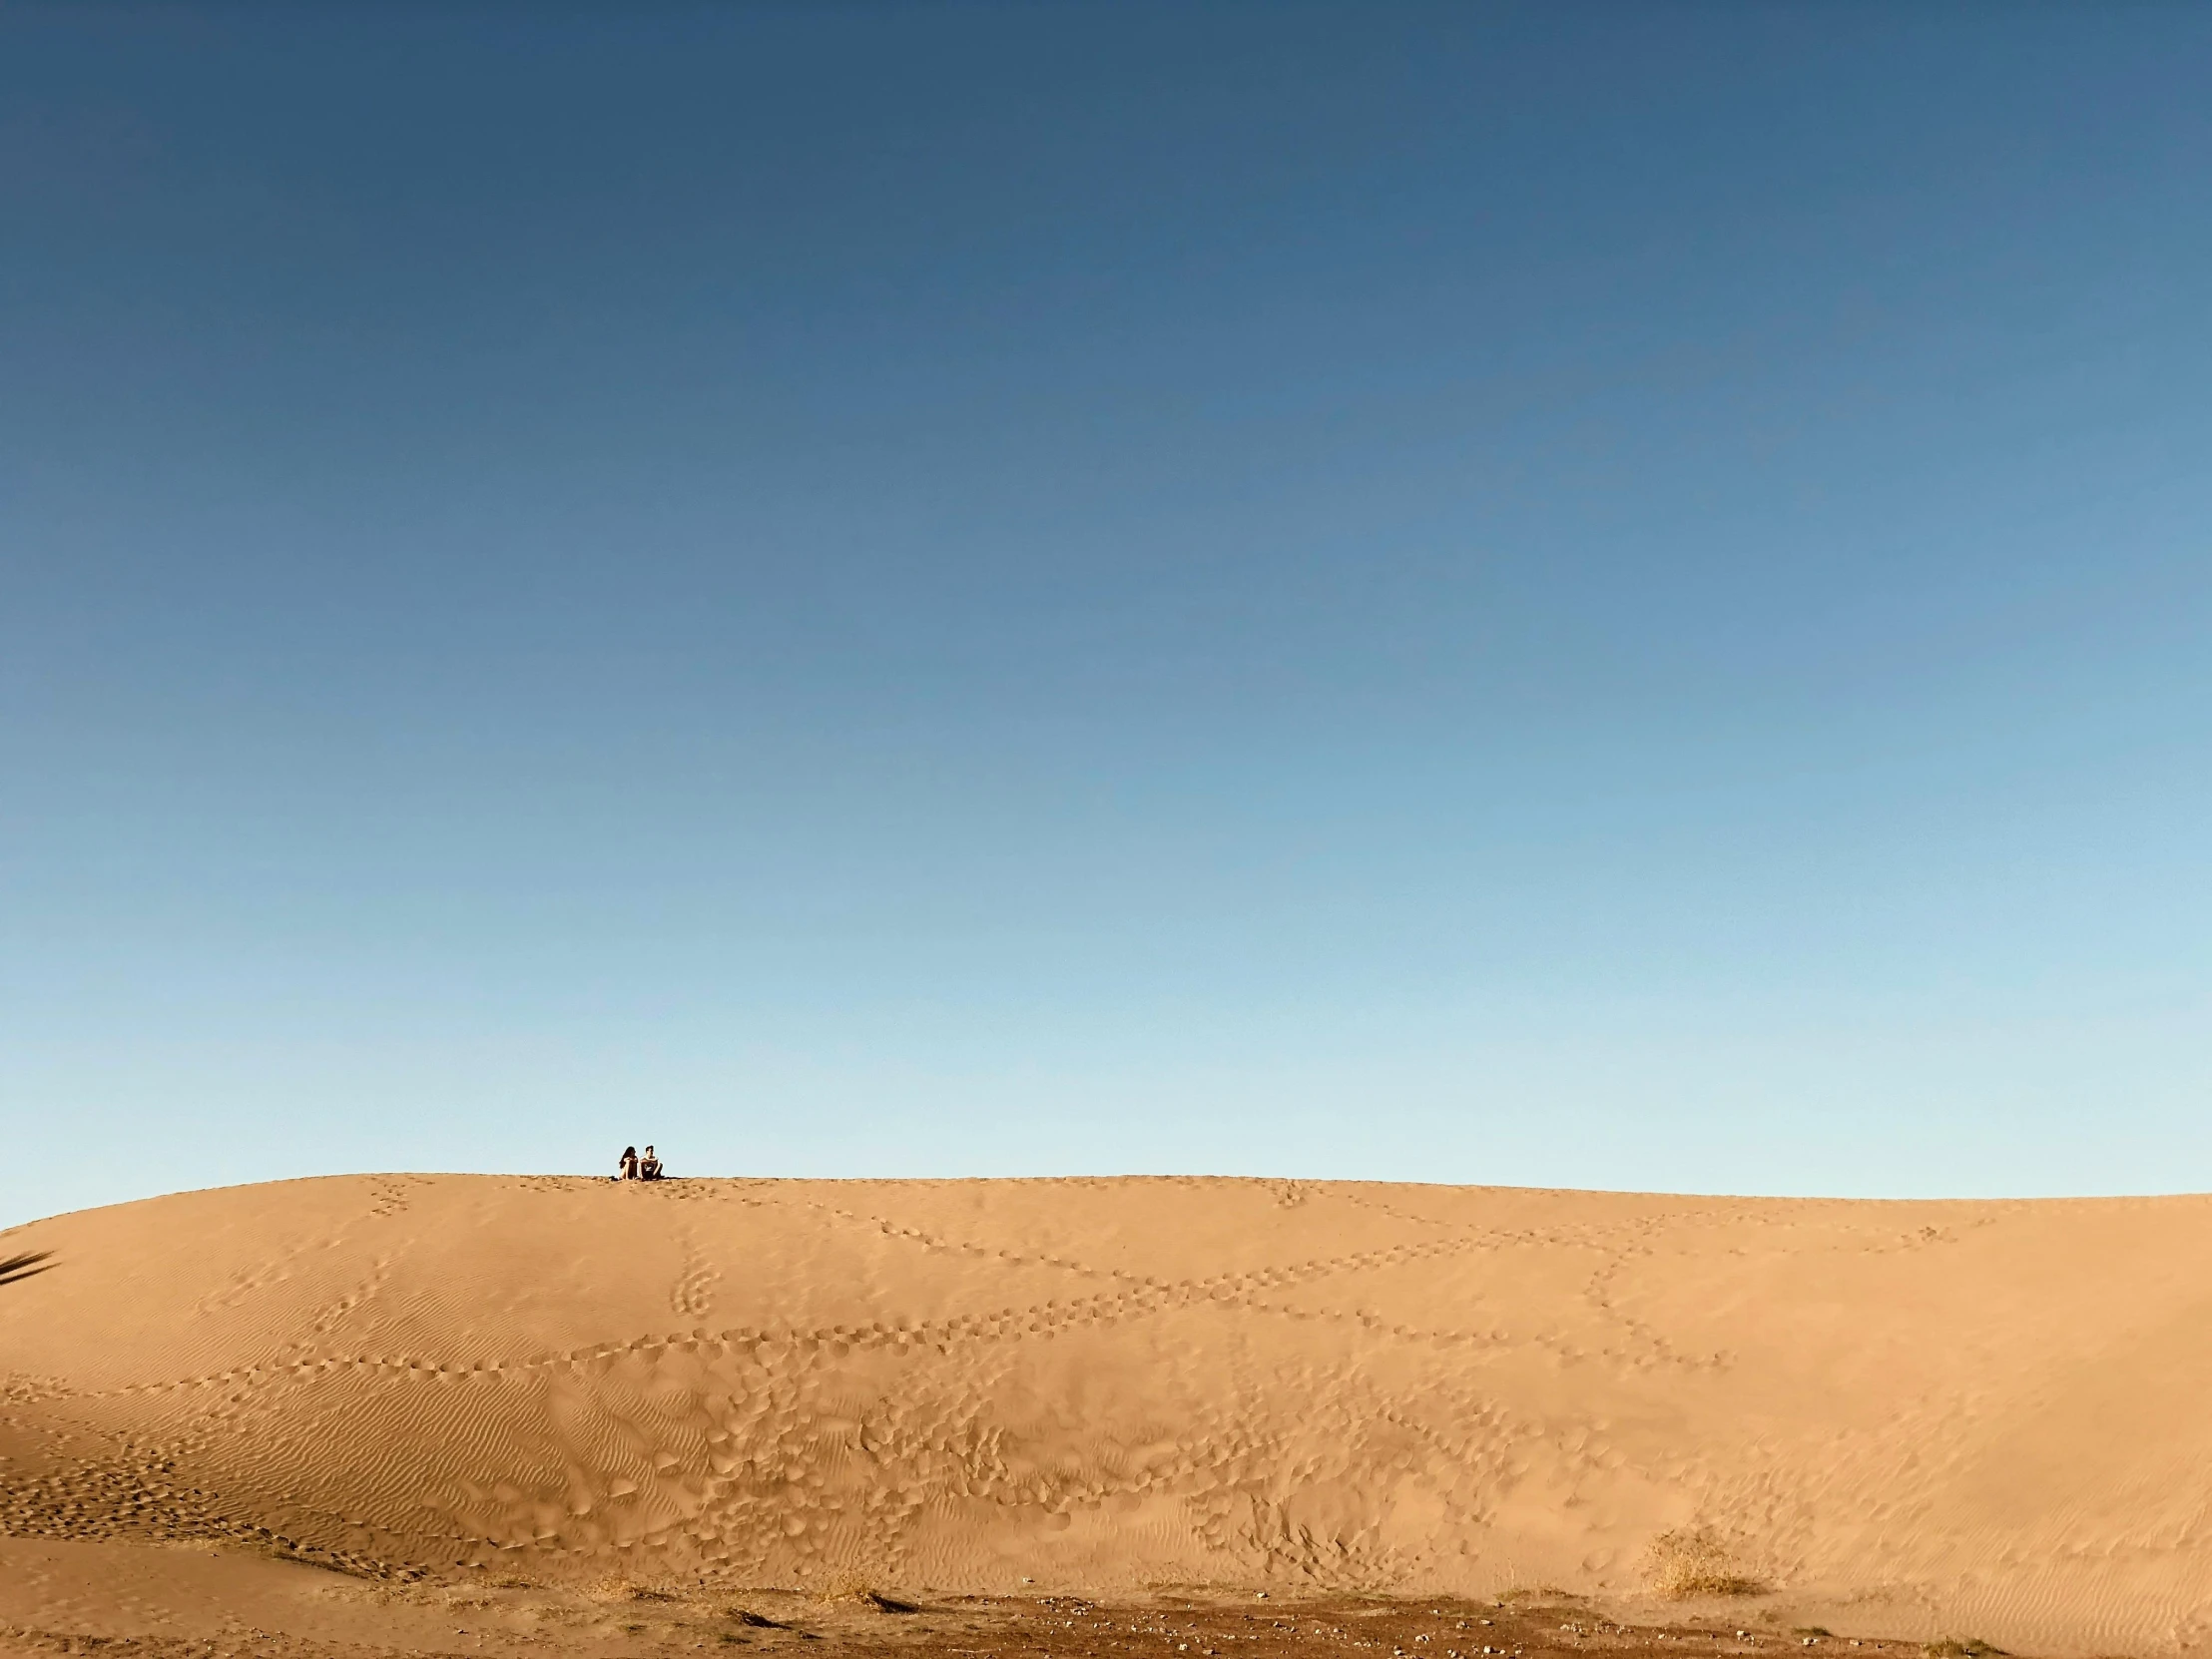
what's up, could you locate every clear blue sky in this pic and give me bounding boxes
[5,3,2209,1228]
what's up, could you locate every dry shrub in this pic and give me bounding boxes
[813,1571,917,1612]
[260,1542,384,1580]
[1925,1641,2005,1659]
[1642,1528,1765,1599]
[586,1574,685,1605]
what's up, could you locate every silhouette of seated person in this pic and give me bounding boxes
[637,1146,665,1181]
[617,1146,639,1181]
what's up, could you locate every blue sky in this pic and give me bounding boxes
[5,3,2210,1227]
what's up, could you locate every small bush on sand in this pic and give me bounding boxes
[813,1571,917,1612]
[587,1575,685,1604]
[1642,1528,1765,1599]
[260,1542,386,1580]
[1925,1640,2005,1659]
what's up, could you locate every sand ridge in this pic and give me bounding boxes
[2,1175,2209,1655]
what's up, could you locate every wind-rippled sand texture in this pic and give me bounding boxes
[3,1176,2209,1655]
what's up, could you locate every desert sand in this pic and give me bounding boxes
[3,1176,2210,1658]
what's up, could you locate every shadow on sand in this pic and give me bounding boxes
[0,1251,55,1290]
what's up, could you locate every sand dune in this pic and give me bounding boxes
[3,1175,2209,1655]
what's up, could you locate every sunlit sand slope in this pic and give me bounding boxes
[4,1177,2210,1654]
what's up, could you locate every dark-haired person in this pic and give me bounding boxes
[617,1146,639,1181]
[638,1146,664,1180]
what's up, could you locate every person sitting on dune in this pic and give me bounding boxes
[638,1146,664,1180]
[617,1145,639,1181]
